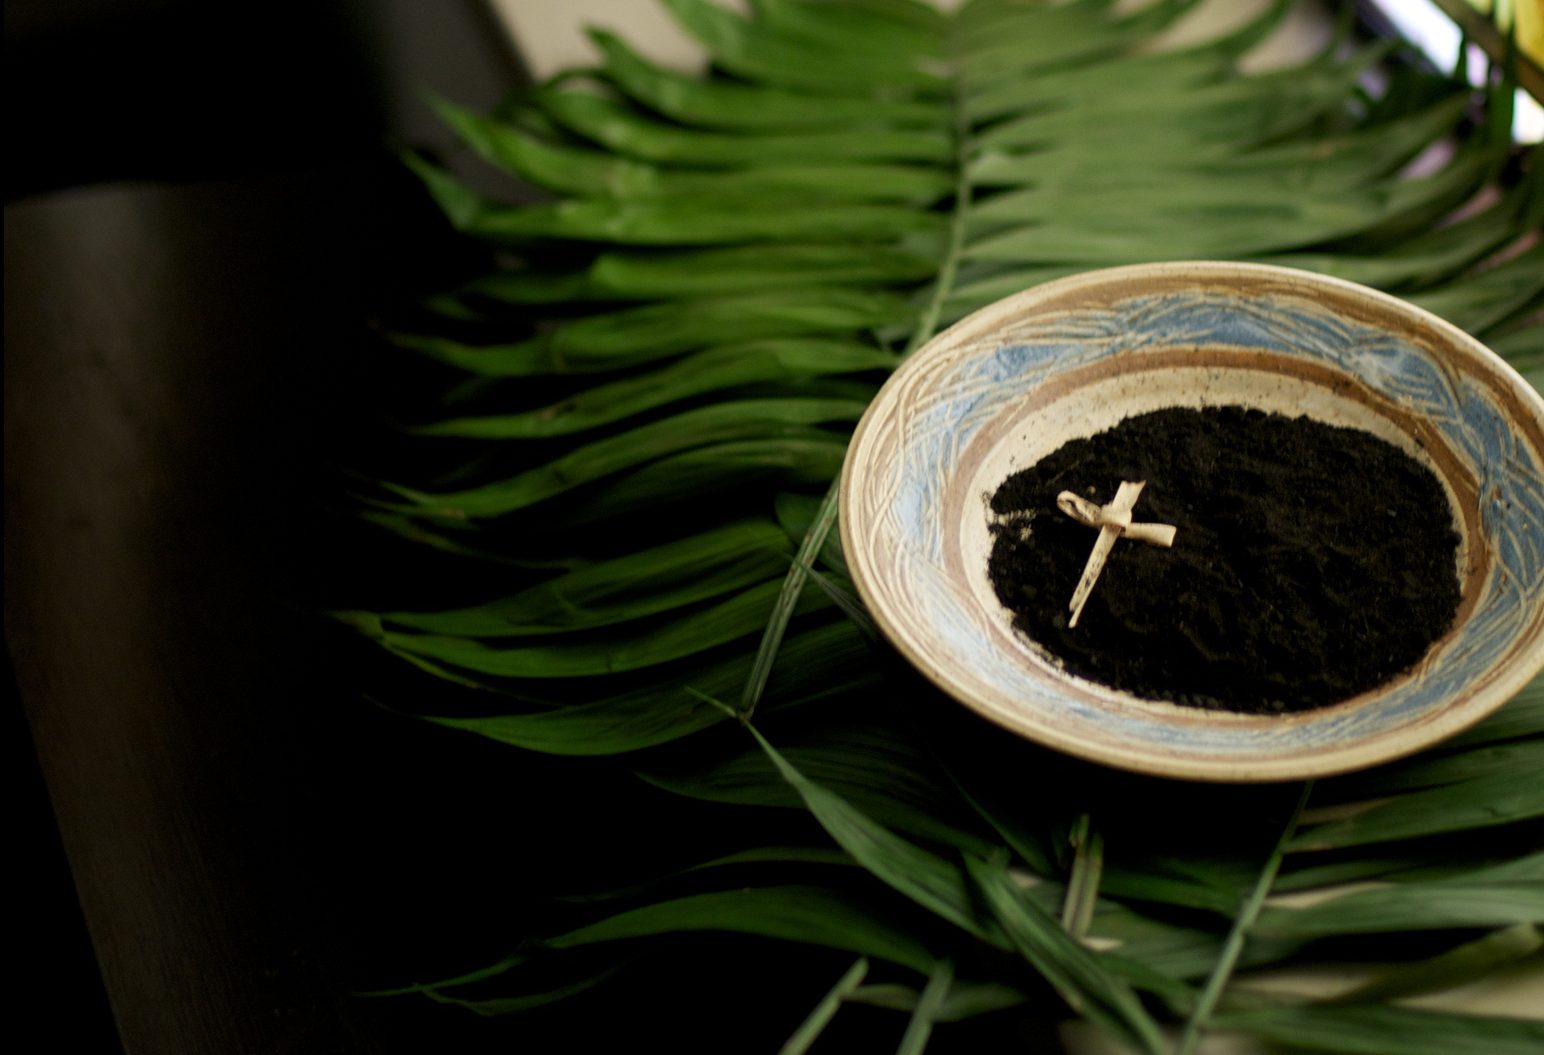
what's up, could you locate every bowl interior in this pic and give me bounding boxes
[841,262,1544,781]
[953,358,1484,693]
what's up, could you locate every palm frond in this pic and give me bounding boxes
[346,1,1544,1051]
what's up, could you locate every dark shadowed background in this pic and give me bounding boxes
[3,3,589,1051]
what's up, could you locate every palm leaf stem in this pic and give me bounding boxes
[778,957,870,1055]
[740,475,842,718]
[1176,781,1316,1055]
[1060,814,1104,939]
[740,57,976,718]
[894,958,954,1055]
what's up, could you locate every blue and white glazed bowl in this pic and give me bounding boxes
[841,262,1544,781]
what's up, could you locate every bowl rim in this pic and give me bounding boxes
[839,260,1544,782]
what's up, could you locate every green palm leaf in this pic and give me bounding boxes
[347,1,1544,1051]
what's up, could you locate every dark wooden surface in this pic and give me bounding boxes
[6,168,397,1055]
[4,4,542,1051]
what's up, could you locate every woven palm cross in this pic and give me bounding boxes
[1056,481,1177,627]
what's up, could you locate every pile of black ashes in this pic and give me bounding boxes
[987,406,1462,714]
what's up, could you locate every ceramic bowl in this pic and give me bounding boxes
[841,261,1544,781]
